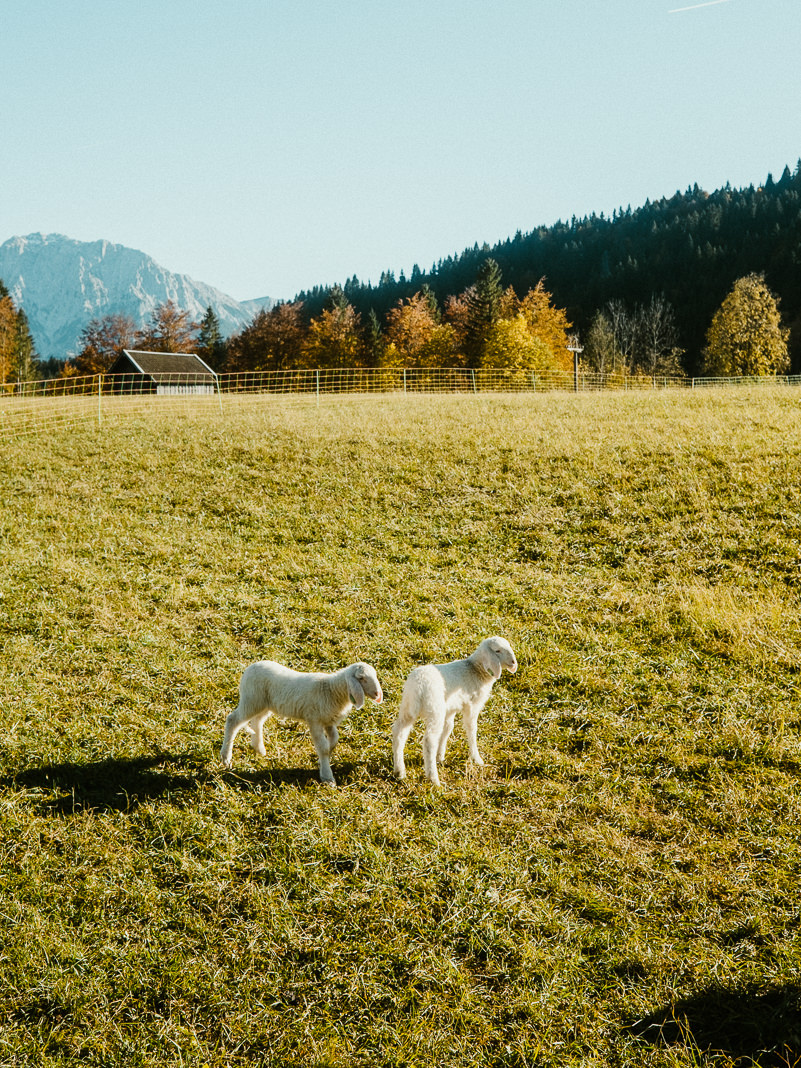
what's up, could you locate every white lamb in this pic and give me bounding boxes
[220,659,383,785]
[391,636,517,786]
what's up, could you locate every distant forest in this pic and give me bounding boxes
[6,163,801,383]
[297,162,801,374]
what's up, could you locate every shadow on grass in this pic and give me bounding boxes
[627,982,801,1066]
[1,754,335,814]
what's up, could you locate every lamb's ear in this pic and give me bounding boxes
[477,645,502,680]
[347,673,366,709]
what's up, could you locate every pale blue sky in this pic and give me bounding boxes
[3,0,799,300]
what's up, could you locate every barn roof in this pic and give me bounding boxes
[114,350,217,379]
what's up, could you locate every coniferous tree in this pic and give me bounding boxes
[12,309,38,383]
[365,309,385,367]
[462,259,503,367]
[197,306,227,370]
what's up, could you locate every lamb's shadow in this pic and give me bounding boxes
[2,754,329,815]
[627,982,801,1066]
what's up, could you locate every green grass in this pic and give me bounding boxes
[1,389,801,1067]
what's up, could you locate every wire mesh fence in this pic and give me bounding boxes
[218,368,693,394]
[0,368,799,439]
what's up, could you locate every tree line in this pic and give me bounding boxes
[295,161,801,374]
[60,260,577,378]
[4,262,790,385]
[1,162,798,383]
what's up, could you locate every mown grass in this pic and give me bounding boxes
[1,388,800,1067]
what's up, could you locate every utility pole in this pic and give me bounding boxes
[568,335,583,392]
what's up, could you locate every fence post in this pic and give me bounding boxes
[471,369,477,394]
[97,374,103,427]
[316,369,320,407]
[403,369,407,395]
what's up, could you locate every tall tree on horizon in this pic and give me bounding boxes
[702,273,789,376]
[0,294,17,384]
[197,306,227,370]
[384,290,454,367]
[462,258,504,368]
[583,309,619,374]
[303,287,364,368]
[502,280,572,369]
[636,294,684,377]
[72,313,139,374]
[137,300,198,353]
[12,308,38,383]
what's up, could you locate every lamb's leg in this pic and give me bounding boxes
[220,702,251,766]
[422,721,443,787]
[324,723,339,753]
[391,708,416,780]
[462,704,485,767]
[436,709,458,764]
[248,713,269,757]
[309,721,336,785]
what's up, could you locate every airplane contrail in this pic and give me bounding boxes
[669,0,733,12]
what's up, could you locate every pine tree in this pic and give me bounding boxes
[198,306,226,370]
[365,309,385,367]
[12,308,39,383]
[462,259,503,367]
[702,274,789,376]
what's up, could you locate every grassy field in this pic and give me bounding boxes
[1,388,800,1067]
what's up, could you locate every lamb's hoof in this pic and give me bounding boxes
[319,778,336,788]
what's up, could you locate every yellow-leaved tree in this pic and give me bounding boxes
[482,314,553,369]
[0,295,17,384]
[511,282,572,371]
[702,274,789,376]
[383,290,454,367]
[303,288,364,368]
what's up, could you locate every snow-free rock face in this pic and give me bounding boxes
[0,233,274,360]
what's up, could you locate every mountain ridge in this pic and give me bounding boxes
[0,233,273,360]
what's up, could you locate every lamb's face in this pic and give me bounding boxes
[355,663,384,703]
[487,637,518,674]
